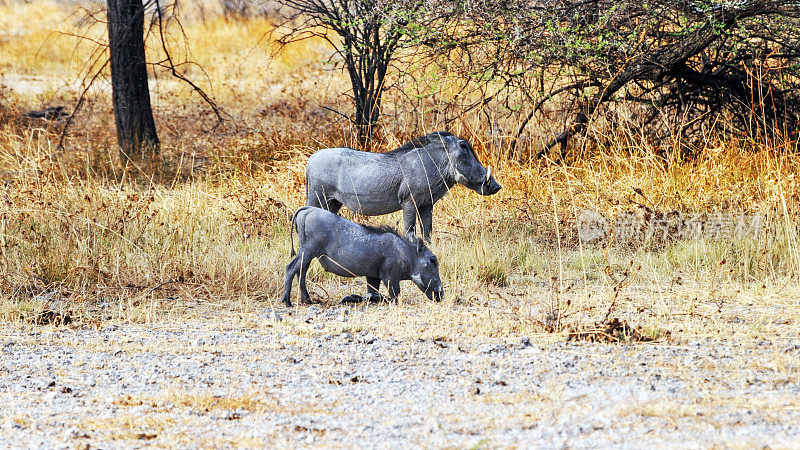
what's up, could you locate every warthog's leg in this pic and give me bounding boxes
[402,202,418,237]
[325,199,343,215]
[307,189,342,214]
[366,277,383,303]
[384,278,401,302]
[297,253,313,304]
[418,204,433,242]
[281,254,303,307]
[306,187,325,209]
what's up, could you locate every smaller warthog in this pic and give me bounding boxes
[281,207,444,307]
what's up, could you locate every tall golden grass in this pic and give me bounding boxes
[1,0,798,339]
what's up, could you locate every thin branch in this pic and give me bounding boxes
[153,0,228,130]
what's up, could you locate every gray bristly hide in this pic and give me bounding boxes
[281,206,444,307]
[305,131,502,241]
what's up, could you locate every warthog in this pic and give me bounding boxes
[305,131,501,241]
[281,206,444,307]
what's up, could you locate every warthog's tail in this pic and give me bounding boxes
[289,206,312,257]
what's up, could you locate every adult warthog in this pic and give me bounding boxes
[305,131,501,241]
[281,206,444,307]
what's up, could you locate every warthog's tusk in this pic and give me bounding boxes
[486,165,492,182]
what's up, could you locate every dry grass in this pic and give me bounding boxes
[1,0,799,342]
[629,394,800,424]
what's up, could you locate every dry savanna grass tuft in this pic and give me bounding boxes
[1,0,799,343]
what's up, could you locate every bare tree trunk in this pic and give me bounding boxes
[107,0,159,159]
[343,27,389,146]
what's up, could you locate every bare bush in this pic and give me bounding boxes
[272,0,435,144]
[429,0,800,156]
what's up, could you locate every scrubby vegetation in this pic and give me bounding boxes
[1,0,799,342]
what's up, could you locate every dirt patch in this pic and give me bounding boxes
[0,323,797,447]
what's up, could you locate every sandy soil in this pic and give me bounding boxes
[1,306,799,448]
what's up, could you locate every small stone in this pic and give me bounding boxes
[34,291,58,303]
[263,308,282,322]
[478,343,504,354]
[519,336,531,347]
[305,306,320,318]
[64,427,88,440]
[224,411,242,420]
[426,416,440,431]
[305,435,315,445]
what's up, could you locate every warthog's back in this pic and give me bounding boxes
[294,207,406,278]
[306,147,404,215]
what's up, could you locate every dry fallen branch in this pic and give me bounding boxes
[567,317,669,343]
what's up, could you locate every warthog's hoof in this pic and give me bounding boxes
[300,297,324,305]
[340,294,365,304]
[340,293,388,304]
[366,293,388,303]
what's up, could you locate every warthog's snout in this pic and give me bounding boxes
[476,165,502,196]
[479,177,502,196]
[412,274,443,301]
[424,286,444,301]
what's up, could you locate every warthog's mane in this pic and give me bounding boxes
[359,223,403,238]
[359,223,428,250]
[385,131,454,155]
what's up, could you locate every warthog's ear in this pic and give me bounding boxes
[406,231,425,253]
[406,231,423,251]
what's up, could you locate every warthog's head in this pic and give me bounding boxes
[408,237,444,301]
[446,136,502,196]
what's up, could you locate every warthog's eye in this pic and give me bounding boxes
[430,257,438,267]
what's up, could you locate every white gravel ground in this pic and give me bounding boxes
[1,312,799,448]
